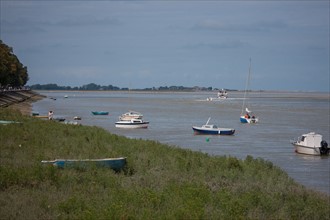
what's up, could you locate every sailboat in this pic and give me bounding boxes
[240,59,259,124]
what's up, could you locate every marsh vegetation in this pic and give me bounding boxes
[0,109,329,219]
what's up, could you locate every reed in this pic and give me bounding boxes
[1,108,329,219]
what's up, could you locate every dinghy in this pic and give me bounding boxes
[41,157,127,171]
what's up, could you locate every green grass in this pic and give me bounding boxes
[1,108,329,219]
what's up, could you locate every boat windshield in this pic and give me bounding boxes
[300,136,305,142]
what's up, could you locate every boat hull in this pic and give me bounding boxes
[115,121,149,129]
[192,126,235,135]
[92,111,109,115]
[41,157,126,171]
[240,116,258,124]
[292,144,323,156]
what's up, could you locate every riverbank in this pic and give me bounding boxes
[0,108,329,219]
[0,90,45,115]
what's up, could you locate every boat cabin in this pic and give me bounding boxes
[298,132,322,147]
[202,124,218,129]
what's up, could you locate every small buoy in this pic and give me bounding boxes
[206,138,210,142]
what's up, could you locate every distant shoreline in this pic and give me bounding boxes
[35,89,329,100]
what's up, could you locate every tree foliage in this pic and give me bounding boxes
[0,40,29,87]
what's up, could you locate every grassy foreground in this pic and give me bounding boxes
[1,109,329,219]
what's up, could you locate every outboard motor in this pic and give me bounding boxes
[319,140,329,155]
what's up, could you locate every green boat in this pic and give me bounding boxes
[41,157,126,171]
[91,111,109,115]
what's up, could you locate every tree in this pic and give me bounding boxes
[0,40,29,87]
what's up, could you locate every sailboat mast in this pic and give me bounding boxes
[241,58,252,115]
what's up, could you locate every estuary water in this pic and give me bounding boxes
[32,91,329,194]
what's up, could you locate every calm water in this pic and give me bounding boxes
[33,91,330,194]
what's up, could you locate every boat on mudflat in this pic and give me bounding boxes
[291,132,329,156]
[115,119,149,129]
[92,111,109,115]
[41,157,126,171]
[192,118,235,135]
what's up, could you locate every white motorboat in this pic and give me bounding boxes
[291,132,329,156]
[119,111,143,121]
[217,89,228,99]
[115,119,149,129]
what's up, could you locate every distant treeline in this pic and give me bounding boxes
[29,83,236,92]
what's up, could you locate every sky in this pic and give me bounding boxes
[1,1,329,91]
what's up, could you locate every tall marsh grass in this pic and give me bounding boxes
[1,109,329,219]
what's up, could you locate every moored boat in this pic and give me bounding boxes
[217,89,228,99]
[115,119,149,129]
[291,132,329,156]
[240,109,258,124]
[192,118,235,135]
[92,111,109,115]
[240,59,259,124]
[41,157,126,171]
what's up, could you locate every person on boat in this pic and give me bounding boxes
[48,111,54,120]
[245,113,250,119]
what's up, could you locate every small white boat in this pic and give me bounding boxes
[217,89,228,99]
[119,111,143,121]
[240,108,258,124]
[115,119,149,129]
[240,59,259,124]
[291,132,329,156]
[192,118,235,135]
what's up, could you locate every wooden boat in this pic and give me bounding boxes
[192,118,235,135]
[115,119,149,129]
[41,157,126,171]
[33,115,49,119]
[291,132,329,156]
[92,111,109,115]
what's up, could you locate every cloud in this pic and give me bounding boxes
[192,19,289,32]
[182,40,248,50]
[53,16,122,27]
[1,19,47,34]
